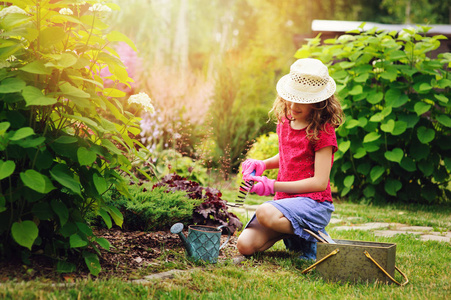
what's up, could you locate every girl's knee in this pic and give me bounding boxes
[236,236,256,256]
[255,203,278,228]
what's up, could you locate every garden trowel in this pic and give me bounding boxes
[318,231,336,244]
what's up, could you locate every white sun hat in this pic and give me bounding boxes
[276,58,336,104]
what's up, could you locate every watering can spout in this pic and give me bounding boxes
[170,223,194,257]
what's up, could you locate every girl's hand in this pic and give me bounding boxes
[249,176,275,196]
[242,159,266,180]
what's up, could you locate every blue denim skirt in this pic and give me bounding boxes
[245,197,335,242]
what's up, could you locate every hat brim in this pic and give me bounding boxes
[276,74,336,104]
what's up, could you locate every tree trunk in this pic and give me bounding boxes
[405,0,411,24]
[173,0,189,74]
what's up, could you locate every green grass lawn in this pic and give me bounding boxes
[1,200,450,299]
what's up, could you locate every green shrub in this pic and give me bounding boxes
[105,186,200,231]
[154,149,209,186]
[243,132,279,180]
[296,25,451,204]
[0,2,147,275]
[132,148,209,186]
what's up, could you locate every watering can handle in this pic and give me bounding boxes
[216,225,232,250]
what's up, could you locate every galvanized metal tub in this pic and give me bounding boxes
[303,239,407,285]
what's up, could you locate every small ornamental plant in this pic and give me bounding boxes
[296,25,451,204]
[153,174,243,234]
[0,1,152,275]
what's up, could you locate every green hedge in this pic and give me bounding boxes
[295,25,450,204]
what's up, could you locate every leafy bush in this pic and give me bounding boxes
[296,25,451,204]
[243,132,279,180]
[104,185,200,231]
[152,149,209,185]
[131,148,209,187]
[0,2,147,275]
[153,174,243,233]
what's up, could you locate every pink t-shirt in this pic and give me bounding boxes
[275,118,338,203]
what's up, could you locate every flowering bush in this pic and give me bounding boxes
[0,1,150,275]
[128,92,155,114]
[139,66,213,162]
[100,42,142,95]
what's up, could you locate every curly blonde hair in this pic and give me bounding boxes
[269,95,344,141]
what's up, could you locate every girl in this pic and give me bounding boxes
[237,58,343,260]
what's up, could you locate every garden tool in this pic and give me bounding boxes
[304,228,327,243]
[318,231,336,244]
[170,223,231,263]
[228,170,256,207]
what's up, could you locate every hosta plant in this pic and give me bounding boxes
[296,24,451,204]
[0,1,150,275]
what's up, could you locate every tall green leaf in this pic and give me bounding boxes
[363,132,381,143]
[50,164,81,196]
[391,121,407,136]
[436,115,451,127]
[77,147,97,166]
[40,27,66,48]
[380,120,395,133]
[51,199,69,227]
[11,221,38,250]
[93,173,108,195]
[9,127,34,141]
[414,102,431,115]
[107,205,123,227]
[98,208,112,229]
[20,170,55,194]
[59,82,90,98]
[22,86,57,106]
[83,251,101,276]
[20,61,51,75]
[417,126,435,144]
[0,78,26,93]
[69,233,88,248]
[384,148,404,163]
[370,165,385,182]
[385,180,402,196]
[0,160,15,180]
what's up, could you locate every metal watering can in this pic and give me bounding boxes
[170,223,231,263]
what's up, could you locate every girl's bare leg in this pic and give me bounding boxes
[256,203,294,235]
[236,203,294,256]
[236,222,285,255]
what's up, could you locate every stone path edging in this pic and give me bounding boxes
[329,219,450,242]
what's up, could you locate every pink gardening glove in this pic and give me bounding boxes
[241,159,266,181]
[249,176,275,196]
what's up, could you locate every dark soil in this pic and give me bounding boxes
[0,228,239,283]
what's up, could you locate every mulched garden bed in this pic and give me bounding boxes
[0,228,239,283]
